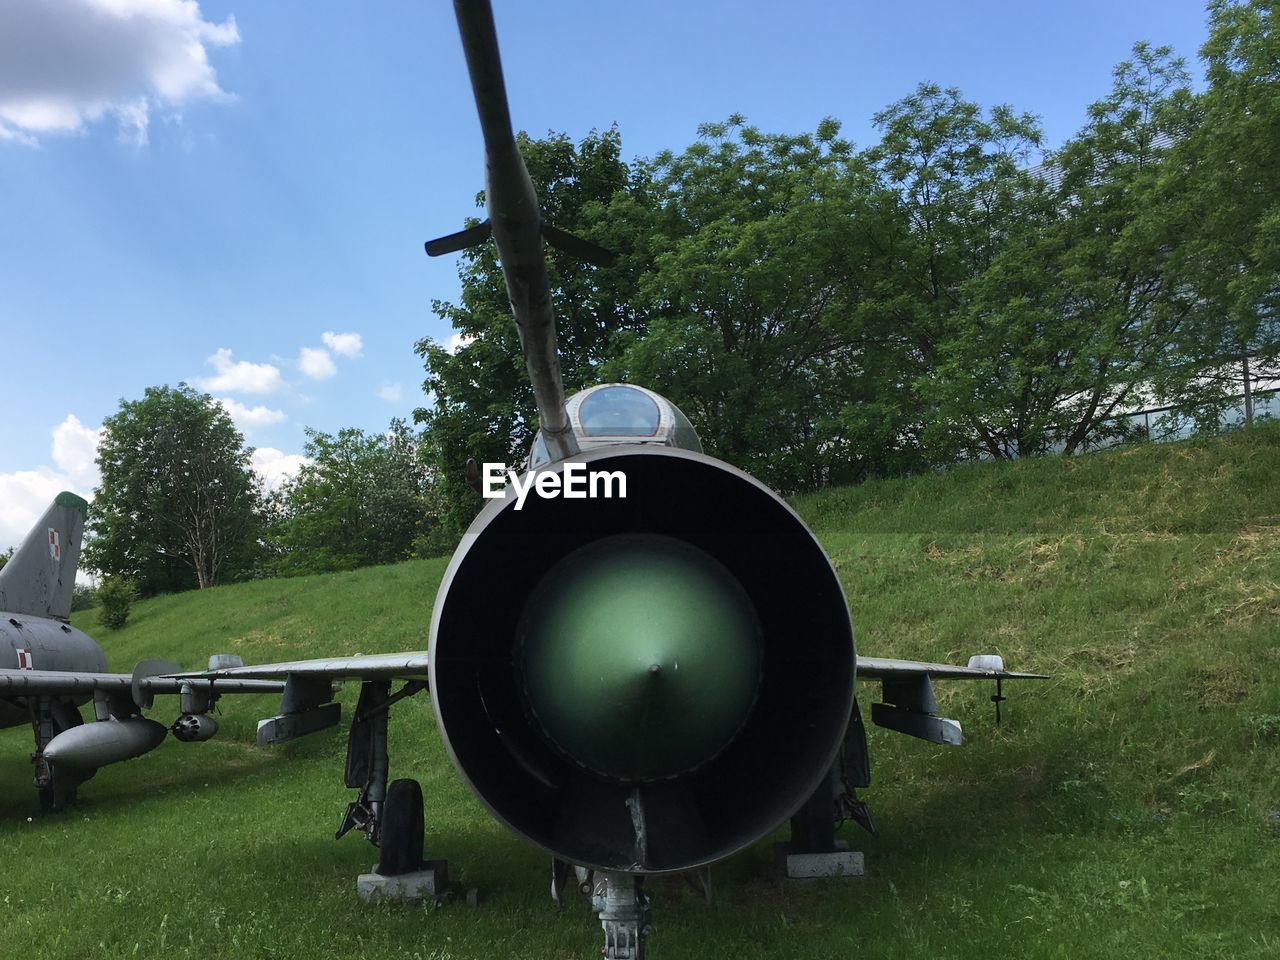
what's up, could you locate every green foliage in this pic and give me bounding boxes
[268,420,435,575]
[925,45,1210,458]
[610,117,913,490]
[69,583,97,612]
[0,546,11,572]
[96,576,136,630]
[862,83,1049,462]
[1173,0,1280,390]
[85,384,263,594]
[1246,714,1280,743]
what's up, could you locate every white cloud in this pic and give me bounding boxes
[0,0,240,146]
[0,120,37,147]
[251,447,308,491]
[0,415,101,553]
[218,397,286,431]
[114,97,149,146]
[376,383,403,403]
[447,332,476,354]
[51,414,103,488]
[321,331,363,358]
[197,348,284,395]
[298,346,337,380]
[0,468,74,552]
[295,333,360,381]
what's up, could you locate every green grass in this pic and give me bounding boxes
[4,427,1280,959]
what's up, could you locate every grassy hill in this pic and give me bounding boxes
[3,427,1279,959]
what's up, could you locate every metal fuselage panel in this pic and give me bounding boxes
[0,614,106,728]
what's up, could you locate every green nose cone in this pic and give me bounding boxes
[519,534,763,782]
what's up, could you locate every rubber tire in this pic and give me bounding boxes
[378,778,424,876]
[38,768,74,812]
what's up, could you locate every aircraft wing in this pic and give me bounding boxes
[0,668,131,694]
[855,654,1046,746]
[857,656,1047,681]
[0,668,282,697]
[182,651,431,682]
[172,653,431,747]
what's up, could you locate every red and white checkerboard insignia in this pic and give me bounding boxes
[48,528,60,561]
[16,648,33,670]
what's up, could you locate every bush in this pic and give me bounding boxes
[70,583,98,612]
[98,577,136,630]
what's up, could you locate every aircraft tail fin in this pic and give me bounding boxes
[0,492,88,621]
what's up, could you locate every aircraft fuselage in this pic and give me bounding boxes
[0,613,105,727]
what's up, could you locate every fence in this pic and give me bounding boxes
[1083,386,1278,452]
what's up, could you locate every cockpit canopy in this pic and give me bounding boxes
[528,383,702,469]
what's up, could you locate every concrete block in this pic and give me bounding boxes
[783,850,864,878]
[356,860,449,904]
[771,843,864,880]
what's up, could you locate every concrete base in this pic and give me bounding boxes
[772,842,864,880]
[356,859,449,904]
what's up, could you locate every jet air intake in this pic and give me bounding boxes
[520,534,763,782]
[429,447,855,875]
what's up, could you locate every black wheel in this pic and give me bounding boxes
[378,778,424,876]
[37,785,59,812]
[38,768,74,813]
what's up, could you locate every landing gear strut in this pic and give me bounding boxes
[30,696,86,812]
[336,680,392,845]
[339,679,452,904]
[593,873,651,960]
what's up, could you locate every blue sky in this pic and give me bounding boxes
[0,0,1214,549]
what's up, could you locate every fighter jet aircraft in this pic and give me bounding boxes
[0,492,283,810]
[142,3,1045,957]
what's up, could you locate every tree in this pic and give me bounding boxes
[418,118,924,503]
[607,116,906,491]
[923,46,1206,457]
[70,583,97,612]
[1172,1,1280,413]
[414,25,1274,502]
[85,384,262,594]
[860,83,1050,461]
[414,126,658,542]
[97,577,136,630]
[269,420,434,574]
[0,546,11,572]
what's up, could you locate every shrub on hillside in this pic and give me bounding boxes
[98,577,136,630]
[70,583,98,612]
